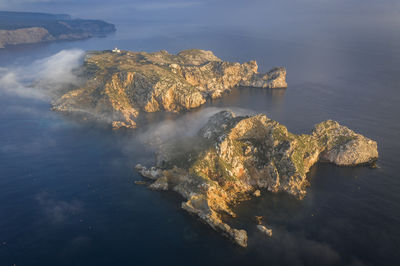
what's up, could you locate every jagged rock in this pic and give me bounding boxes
[133,180,148,185]
[232,229,248,247]
[136,110,378,247]
[52,49,287,128]
[257,225,273,237]
[312,120,378,165]
[135,164,162,180]
[149,176,169,190]
[239,67,287,88]
[254,216,263,225]
[253,190,261,197]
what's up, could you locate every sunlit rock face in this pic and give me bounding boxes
[313,120,379,166]
[52,49,287,128]
[136,111,378,247]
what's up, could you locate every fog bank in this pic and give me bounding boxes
[0,49,84,100]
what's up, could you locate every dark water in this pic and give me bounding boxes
[1,3,400,265]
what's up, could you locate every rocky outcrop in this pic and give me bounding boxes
[313,120,378,166]
[257,225,273,237]
[239,67,287,88]
[136,111,378,247]
[52,49,287,128]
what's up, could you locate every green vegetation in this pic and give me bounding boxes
[289,135,319,176]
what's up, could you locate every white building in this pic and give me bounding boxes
[112,47,121,53]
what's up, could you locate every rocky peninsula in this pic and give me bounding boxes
[0,11,115,48]
[52,49,287,128]
[136,110,378,247]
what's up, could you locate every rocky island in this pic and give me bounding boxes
[0,11,115,48]
[52,49,287,128]
[136,110,378,247]
[49,47,377,247]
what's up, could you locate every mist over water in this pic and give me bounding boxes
[1,1,400,265]
[138,107,256,147]
[0,49,84,100]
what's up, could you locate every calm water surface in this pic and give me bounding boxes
[0,7,400,266]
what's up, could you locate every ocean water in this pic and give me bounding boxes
[1,3,400,265]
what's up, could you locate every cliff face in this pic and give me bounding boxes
[52,49,287,128]
[0,11,115,48]
[136,111,378,247]
[0,27,53,48]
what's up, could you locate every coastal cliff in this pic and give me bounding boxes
[52,49,287,128]
[0,11,115,48]
[0,27,53,48]
[136,111,378,247]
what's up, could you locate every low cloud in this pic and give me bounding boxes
[0,49,84,101]
[0,69,48,100]
[35,49,85,85]
[138,107,255,147]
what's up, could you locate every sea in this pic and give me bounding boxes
[0,2,399,265]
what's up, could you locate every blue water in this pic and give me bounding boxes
[1,4,400,265]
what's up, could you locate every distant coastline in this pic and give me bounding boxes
[0,11,116,48]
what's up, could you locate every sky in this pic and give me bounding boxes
[1,0,400,25]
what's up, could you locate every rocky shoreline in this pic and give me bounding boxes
[52,49,287,128]
[135,110,378,247]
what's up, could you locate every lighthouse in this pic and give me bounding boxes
[112,47,121,53]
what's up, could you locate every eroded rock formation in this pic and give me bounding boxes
[52,49,287,128]
[136,110,378,247]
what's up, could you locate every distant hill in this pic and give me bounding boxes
[0,11,116,48]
